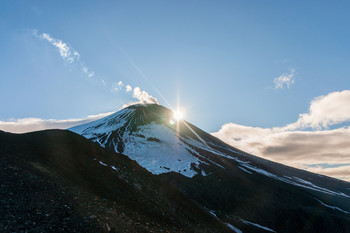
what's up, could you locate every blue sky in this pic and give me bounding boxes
[1,0,349,130]
[1,1,350,180]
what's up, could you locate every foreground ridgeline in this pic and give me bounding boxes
[0,130,228,232]
[1,104,349,232]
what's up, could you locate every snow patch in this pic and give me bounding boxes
[315,198,350,215]
[240,163,277,178]
[184,144,225,169]
[225,223,242,233]
[239,166,252,174]
[240,163,350,198]
[209,210,217,218]
[70,108,131,136]
[240,219,276,232]
[99,161,107,167]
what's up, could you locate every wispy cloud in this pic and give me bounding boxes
[26,31,159,125]
[81,66,95,78]
[33,30,95,78]
[111,80,124,92]
[273,69,295,89]
[39,32,80,63]
[0,112,114,134]
[111,82,158,106]
[212,90,350,181]
[34,30,159,106]
[126,85,132,92]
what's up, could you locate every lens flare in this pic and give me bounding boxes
[173,110,184,121]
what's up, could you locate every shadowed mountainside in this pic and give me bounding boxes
[0,129,231,232]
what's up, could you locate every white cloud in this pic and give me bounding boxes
[212,123,350,181]
[34,30,160,108]
[284,90,350,130]
[273,69,295,89]
[132,86,158,104]
[114,83,158,106]
[212,90,350,181]
[0,112,114,134]
[73,51,80,60]
[126,85,132,92]
[111,80,125,92]
[110,81,158,106]
[120,84,158,108]
[34,30,94,78]
[82,66,94,78]
[39,32,79,64]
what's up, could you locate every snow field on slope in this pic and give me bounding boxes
[122,123,201,177]
[69,108,132,136]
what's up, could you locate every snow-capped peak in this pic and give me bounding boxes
[69,104,213,177]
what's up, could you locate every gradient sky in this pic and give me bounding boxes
[1,1,350,180]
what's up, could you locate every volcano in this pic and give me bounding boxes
[69,104,242,177]
[69,104,350,232]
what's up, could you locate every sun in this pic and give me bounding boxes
[173,110,184,121]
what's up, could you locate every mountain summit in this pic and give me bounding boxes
[70,103,238,177]
[69,104,350,232]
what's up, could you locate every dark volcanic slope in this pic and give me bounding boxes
[0,130,231,233]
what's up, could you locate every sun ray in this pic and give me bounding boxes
[182,120,211,149]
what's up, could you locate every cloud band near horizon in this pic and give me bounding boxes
[0,111,114,134]
[212,90,350,182]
